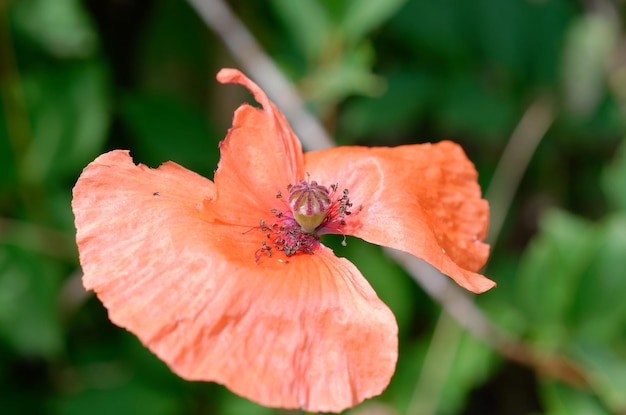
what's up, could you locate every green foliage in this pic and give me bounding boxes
[269,0,396,116]
[340,0,409,45]
[602,138,626,210]
[561,14,618,117]
[513,175,626,413]
[12,0,97,58]
[269,0,333,60]
[119,92,220,177]
[0,247,63,357]
[439,331,496,414]
[20,60,110,182]
[340,68,434,141]
[51,382,182,415]
[516,210,596,346]
[541,383,610,415]
[1,0,626,414]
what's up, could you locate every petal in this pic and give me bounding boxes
[304,141,495,293]
[72,150,397,412]
[73,150,217,291]
[213,69,305,225]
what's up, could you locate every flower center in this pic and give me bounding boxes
[254,179,353,261]
[288,180,331,233]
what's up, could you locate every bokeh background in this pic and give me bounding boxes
[2,0,626,414]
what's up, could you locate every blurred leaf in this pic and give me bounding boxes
[480,254,530,337]
[20,60,110,184]
[602,138,626,211]
[301,43,384,113]
[269,0,333,61]
[541,382,610,415]
[51,381,182,415]
[220,392,276,415]
[517,210,626,411]
[403,314,466,415]
[339,69,433,141]
[557,95,625,143]
[436,73,516,138]
[388,317,496,415]
[571,213,626,343]
[0,217,75,260]
[515,209,596,348]
[347,401,397,415]
[0,247,63,357]
[388,0,470,62]
[525,0,575,85]
[470,0,526,72]
[341,0,408,45]
[119,92,219,179]
[388,338,429,411]
[575,344,626,413]
[561,14,617,117]
[439,331,496,414]
[136,0,211,98]
[0,109,18,191]
[390,0,573,84]
[12,0,97,58]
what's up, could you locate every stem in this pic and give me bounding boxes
[186,0,334,151]
[485,96,555,247]
[406,312,463,415]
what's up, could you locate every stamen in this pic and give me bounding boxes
[255,178,354,261]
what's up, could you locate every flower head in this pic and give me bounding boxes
[72,68,494,413]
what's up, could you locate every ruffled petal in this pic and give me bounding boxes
[304,141,495,293]
[72,150,397,413]
[73,150,217,290]
[213,69,305,225]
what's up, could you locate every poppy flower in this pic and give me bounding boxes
[72,68,494,413]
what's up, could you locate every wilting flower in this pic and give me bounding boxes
[72,68,494,413]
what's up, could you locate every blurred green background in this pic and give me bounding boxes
[1,0,626,414]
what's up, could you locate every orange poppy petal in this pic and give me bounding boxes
[72,150,397,412]
[72,150,217,290]
[213,68,305,225]
[304,141,495,293]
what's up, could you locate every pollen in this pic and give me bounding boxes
[255,179,353,261]
[254,215,320,261]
